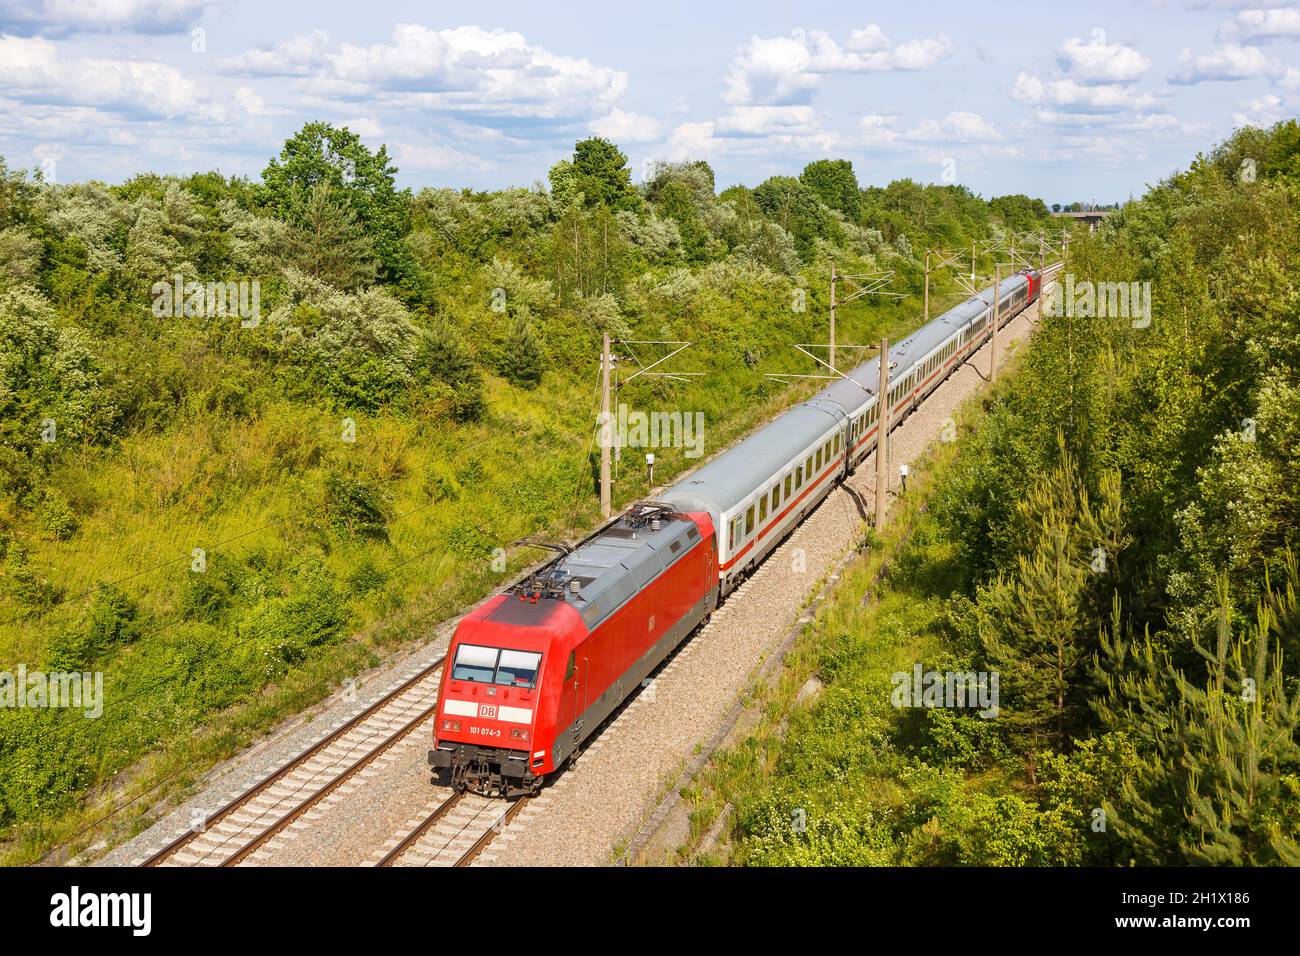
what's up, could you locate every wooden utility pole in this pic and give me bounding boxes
[923,250,930,324]
[829,263,837,373]
[599,331,612,518]
[875,339,890,530]
[990,264,1001,384]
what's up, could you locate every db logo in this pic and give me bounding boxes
[478,704,497,719]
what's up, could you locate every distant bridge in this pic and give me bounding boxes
[1052,209,1114,232]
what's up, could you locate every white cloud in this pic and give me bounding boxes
[904,111,1002,143]
[1029,109,1181,131]
[224,24,628,123]
[1010,30,1169,139]
[343,115,386,139]
[858,113,901,148]
[1011,71,1162,113]
[1217,7,1300,43]
[1172,42,1297,84]
[663,110,838,161]
[589,108,663,143]
[1233,92,1287,126]
[392,141,490,172]
[1030,133,1150,166]
[723,33,819,105]
[723,26,955,106]
[714,105,820,138]
[232,86,284,117]
[0,0,206,34]
[32,141,65,162]
[0,34,203,117]
[1056,35,1151,84]
[220,29,332,77]
[666,121,718,160]
[845,25,889,52]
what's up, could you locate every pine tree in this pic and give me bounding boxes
[977,436,1128,757]
[418,321,485,423]
[1096,560,1300,865]
[500,312,542,389]
[286,182,378,290]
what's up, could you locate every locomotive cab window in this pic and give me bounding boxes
[452,644,542,689]
[496,649,542,688]
[564,651,575,681]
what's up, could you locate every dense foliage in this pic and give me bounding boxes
[729,120,1300,866]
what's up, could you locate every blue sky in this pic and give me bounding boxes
[1,0,1297,204]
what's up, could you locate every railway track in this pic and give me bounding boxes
[376,791,532,867]
[140,656,447,867]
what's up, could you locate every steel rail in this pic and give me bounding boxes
[141,654,446,866]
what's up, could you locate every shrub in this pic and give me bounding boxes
[324,475,391,540]
[46,586,141,670]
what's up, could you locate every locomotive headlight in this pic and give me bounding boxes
[442,719,462,731]
[510,728,529,740]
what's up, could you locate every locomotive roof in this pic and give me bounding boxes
[550,512,703,630]
[657,271,1031,524]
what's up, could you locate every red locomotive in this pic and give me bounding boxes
[429,504,716,796]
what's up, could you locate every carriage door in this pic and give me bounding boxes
[566,650,580,732]
[705,540,717,612]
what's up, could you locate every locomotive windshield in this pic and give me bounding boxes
[451,644,542,689]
